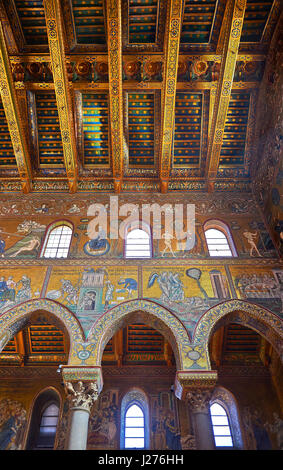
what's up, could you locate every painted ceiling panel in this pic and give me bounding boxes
[0,98,16,167]
[0,322,68,364]
[82,92,110,166]
[222,323,261,362]
[126,324,164,353]
[173,92,203,167]
[72,0,107,45]
[241,0,274,43]
[219,92,250,167]
[128,92,155,167]
[181,0,218,44]
[28,324,65,354]
[14,0,48,45]
[1,337,17,353]
[128,0,158,43]
[35,92,64,167]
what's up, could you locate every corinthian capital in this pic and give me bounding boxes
[64,380,99,413]
[186,388,214,414]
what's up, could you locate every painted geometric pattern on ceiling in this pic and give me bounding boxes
[0,323,68,364]
[82,92,110,166]
[128,93,155,167]
[14,0,48,45]
[72,0,107,45]
[219,92,250,167]
[28,324,66,355]
[222,323,262,362]
[181,0,218,44]
[173,92,203,167]
[128,0,158,43]
[35,92,64,167]
[241,0,274,43]
[126,323,164,354]
[0,98,16,167]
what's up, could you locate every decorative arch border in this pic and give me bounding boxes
[87,299,193,370]
[0,298,85,364]
[194,299,283,360]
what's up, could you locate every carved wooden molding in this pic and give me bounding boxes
[43,0,78,193]
[206,0,247,187]
[0,21,32,193]
[106,0,124,192]
[159,0,184,192]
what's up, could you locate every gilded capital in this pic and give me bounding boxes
[186,388,214,414]
[64,380,99,413]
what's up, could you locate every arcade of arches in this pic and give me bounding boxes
[0,0,282,453]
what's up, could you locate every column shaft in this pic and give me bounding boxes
[191,409,215,450]
[68,407,90,450]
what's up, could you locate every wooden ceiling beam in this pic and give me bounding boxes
[43,0,78,193]
[0,19,32,193]
[0,1,20,54]
[206,0,247,190]
[106,0,124,193]
[159,0,184,193]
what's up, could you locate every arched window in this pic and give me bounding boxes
[125,404,145,449]
[37,403,60,449]
[26,389,60,450]
[210,403,233,448]
[41,222,72,258]
[204,221,237,257]
[120,390,149,449]
[125,227,152,258]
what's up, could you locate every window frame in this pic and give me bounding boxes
[40,220,73,259]
[123,221,153,259]
[210,387,244,450]
[26,388,61,450]
[38,402,60,440]
[124,402,145,449]
[203,220,237,258]
[210,401,234,449]
[120,390,150,449]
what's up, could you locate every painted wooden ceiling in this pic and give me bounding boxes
[0,0,281,193]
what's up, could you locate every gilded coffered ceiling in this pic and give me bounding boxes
[0,0,281,193]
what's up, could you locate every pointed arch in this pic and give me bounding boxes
[0,298,85,365]
[194,299,283,361]
[86,299,192,370]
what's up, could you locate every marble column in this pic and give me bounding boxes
[186,388,215,450]
[174,370,218,451]
[64,381,99,450]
